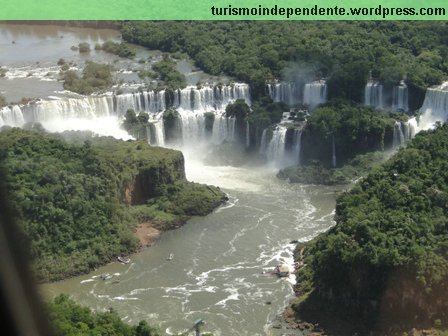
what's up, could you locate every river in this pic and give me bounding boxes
[1,23,341,336]
[42,152,340,336]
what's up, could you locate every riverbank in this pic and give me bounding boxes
[0,128,227,282]
[282,125,448,335]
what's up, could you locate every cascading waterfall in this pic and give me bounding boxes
[303,80,327,109]
[0,105,25,127]
[0,83,251,146]
[147,119,165,147]
[365,81,384,109]
[268,82,301,106]
[177,111,206,146]
[407,118,418,139]
[265,126,287,166]
[291,129,302,165]
[392,120,417,149]
[392,81,409,112]
[259,129,269,154]
[268,80,327,109]
[211,115,235,145]
[418,82,448,130]
[259,126,302,167]
[393,121,406,149]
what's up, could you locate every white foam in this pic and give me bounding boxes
[41,116,133,140]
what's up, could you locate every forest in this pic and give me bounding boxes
[0,128,226,281]
[120,21,448,105]
[295,123,448,331]
[2,20,448,335]
[48,295,160,336]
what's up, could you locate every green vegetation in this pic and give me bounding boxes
[0,95,7,107]
[162,107,182,143]
[152,56,186,90]
[0,128,226,281]
[138,69,156,80]
[278,151,390,185]
[121,22,448,104]
[122,109,149,140]
[48,294,160,336]
[78,42,91,53]
[301,100,399,166]
[98,40,136,58]
[61,61,114,95]
[296,123,448,329]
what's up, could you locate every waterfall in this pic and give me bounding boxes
[407,118,418,139]
[265,126,287,165]
[0,105,25,127]
[392,121,406,149]
[212,115,235,144]
[392,81,409,112]
[303,80,327,109]
[259,129,269,154]
[177,111,206,146]
[0,83,251,146]
[332,135,337,168]
[365,81,384,109]
[418,82,448,130]
[147,119,165,147]
[292,129,302,165]
[269,82,301,105]
[268,80,327,108]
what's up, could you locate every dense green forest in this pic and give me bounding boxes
[61,61,114,95]
[96,40,136,58]
[0,128,226,281]
[294,123,448,331]
[48,294,160,336]
[277,151,390,185]
[121,21,448,104]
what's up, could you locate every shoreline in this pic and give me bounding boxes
[39,197,227,285]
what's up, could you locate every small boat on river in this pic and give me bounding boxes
[118,256,130,264]
[100,273,113,281]
[274,264,290,277]
[166,253,174,261]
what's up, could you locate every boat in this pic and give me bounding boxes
[118,256,130,264]
[100,273,113,281]
[274,264,290,277]
[166,253,174,261]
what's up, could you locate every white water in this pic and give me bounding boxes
[43,155,339,336]
[268,80,327,109]
[291,129,302,166]
[364,80,384,109]
[417,82,448,131]
[268,82,301,106]
[259,129,269,155]
[392,81,409,112]
[392,121,406,149]
[263,126,287,167]
[303,80,327,109]
[0,84,250,145]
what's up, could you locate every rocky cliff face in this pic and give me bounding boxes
[122,154,185,206]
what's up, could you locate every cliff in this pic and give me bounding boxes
[0,129,227,281]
